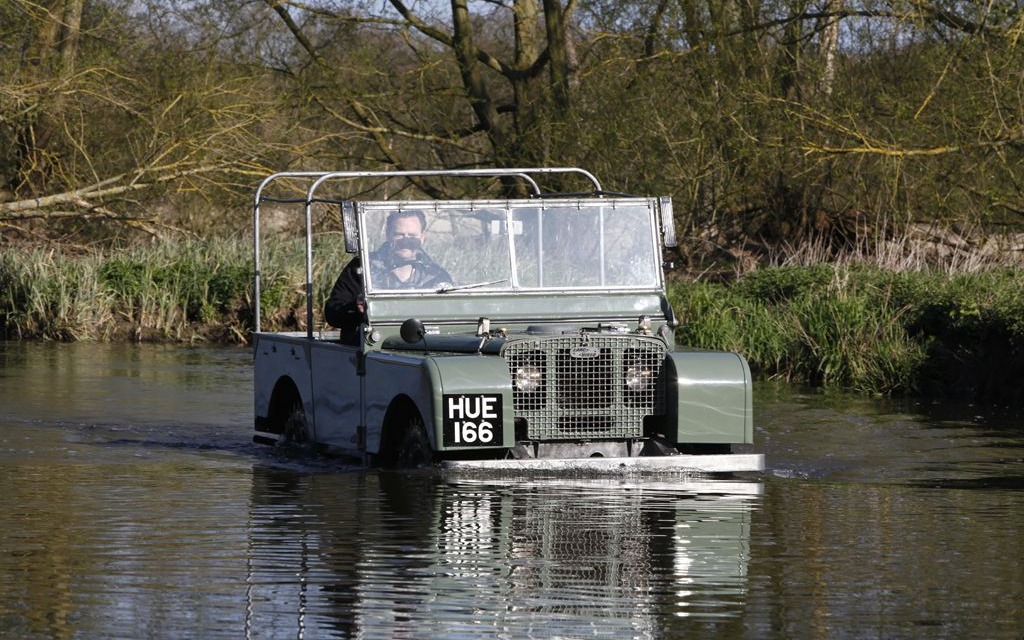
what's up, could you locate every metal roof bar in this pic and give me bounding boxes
[252,168,602,335]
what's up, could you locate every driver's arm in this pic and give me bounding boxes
[324,259,366,330]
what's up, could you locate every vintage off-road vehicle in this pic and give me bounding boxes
[252,168,763,472]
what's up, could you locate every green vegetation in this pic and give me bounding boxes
[0,238,351,343]
[2,2,1023,258]
[3,238,1022,401]
[3,3,1021,402]
[669,265,1024,401]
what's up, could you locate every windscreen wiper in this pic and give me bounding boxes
[436,279,509,293]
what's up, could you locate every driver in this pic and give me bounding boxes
[324,209,451,341]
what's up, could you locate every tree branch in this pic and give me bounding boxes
[265,0,324,64]
[0,163,230,219]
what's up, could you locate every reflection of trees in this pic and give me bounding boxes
[429,209,511,284]
[245,468,759,637]
[535,205,659,287]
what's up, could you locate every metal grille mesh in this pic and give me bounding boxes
[503,335,666,440]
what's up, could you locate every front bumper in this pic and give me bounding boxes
[442,452,764,474]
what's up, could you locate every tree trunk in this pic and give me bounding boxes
[542,0,572,113]
[451,0,507,160]
[60,0,84,73]
[13,0,84,197]
[512,0,542,141]
[819,0,843,95]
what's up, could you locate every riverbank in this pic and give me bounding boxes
[2,239,1021,401]
[669,265,1023,401]
[0,238,348,343]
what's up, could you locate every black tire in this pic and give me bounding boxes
[394,414,433,469]
[278,400,310,445]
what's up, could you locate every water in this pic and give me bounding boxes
[0,342,1021,639]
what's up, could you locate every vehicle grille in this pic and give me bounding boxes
[502,335,666,440]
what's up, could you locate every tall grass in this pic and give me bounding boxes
[768,225,1023,274]
[2,233,1022,400]
[0,250,116,340]
[670,264,1024,399]
[0,236,352,342]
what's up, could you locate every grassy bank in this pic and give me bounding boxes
[0,237,350,343]
[669,265,1024,401]
[2,239,1022,400]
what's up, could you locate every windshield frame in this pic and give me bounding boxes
[355,197,665,296]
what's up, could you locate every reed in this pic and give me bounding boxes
[0,249,116,340]
[768,226,1023,274]
[670,264,1024,399]
[2,236,1022,400]
[0,237,351,342]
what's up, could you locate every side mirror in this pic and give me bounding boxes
[658,197,677,248]
[400,318,426,344]
[341,201,359,253]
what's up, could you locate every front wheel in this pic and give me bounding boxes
[394,414,433,469]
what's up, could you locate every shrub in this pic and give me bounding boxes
[669,264,1020,399]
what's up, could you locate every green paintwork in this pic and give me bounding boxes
[423,355,515,451]
[252,169,759,467]
[665,350,754,444]
[366,291,668,331]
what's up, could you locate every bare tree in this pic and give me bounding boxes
[1,0,282,236]
[2,0,1022,250]
[8,0,84,197]
[260,0,581,185]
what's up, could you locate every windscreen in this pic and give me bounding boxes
[357,199,661,294]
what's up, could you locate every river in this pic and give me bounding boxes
[0,342,1021,639]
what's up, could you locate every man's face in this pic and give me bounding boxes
[389,215,425,261]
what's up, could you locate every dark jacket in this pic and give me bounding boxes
[324,250,451,341]
[323,258,365,339]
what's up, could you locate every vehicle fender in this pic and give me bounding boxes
[253,334,314,435]
[423,355,515,451]
[363,353,513,455]
[664,350,753,444]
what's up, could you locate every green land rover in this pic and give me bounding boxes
[252,168,763,472]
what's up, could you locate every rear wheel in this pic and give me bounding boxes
[278,400,310,445]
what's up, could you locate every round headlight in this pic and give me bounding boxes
[514,366,542,392]
[625,366,654,392]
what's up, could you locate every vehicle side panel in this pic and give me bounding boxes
[309,341,361,454]
[666,351,753,444]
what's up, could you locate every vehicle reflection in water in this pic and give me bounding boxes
[6,343,1017,638]
[243,469,760,638]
